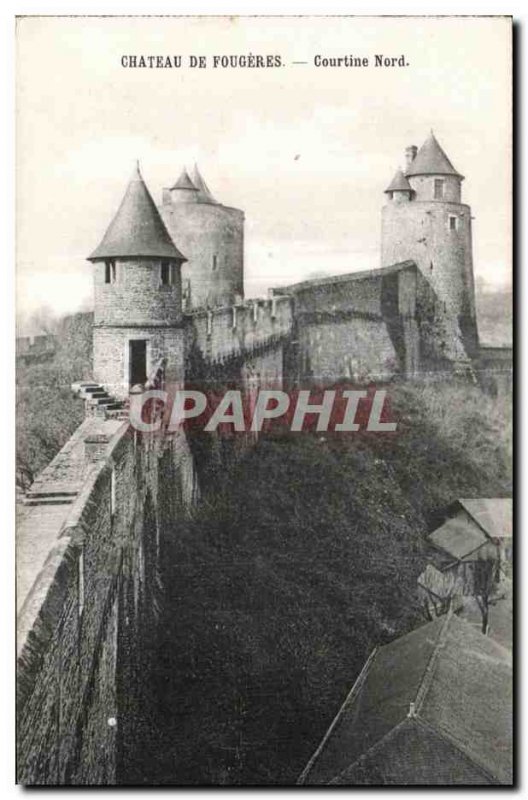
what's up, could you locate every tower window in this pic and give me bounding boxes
[160,261,171,286]
[448,215,458,231]
[105,260,116,284]
[212,254,218,271]
[434,179,444,200]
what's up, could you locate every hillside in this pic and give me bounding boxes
[16,312,93,489]
[131,379,512,785]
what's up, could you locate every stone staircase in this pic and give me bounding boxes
[71,381,127,418]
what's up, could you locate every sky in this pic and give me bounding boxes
[16,16,511,322]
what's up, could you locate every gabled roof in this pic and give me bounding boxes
[405,133,464,180]
[458,498,513,540]
[192,164,218,204]
[384,168,412,193]
[170,168,198,191]
[428,516,488,560]
[298,614,512,785]
[89,163,186,261]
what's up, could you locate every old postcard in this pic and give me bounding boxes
[16,15,512,786]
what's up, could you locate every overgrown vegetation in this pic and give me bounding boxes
[16,303,511,784]
[16,312,93,488]
[133,378,511,785]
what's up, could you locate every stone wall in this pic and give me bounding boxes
[272,262,472,384]
[186,295,293,367]
[380,200,478,355]
[295,317,398,384]
[276,264,422,384]
[94,259,182,327]
[93,325,185,400]
[17,417,198,785]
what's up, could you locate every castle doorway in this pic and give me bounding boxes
[128,339,147,388]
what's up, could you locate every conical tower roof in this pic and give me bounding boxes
[384,168,412,193]
[405,133,463,179]
[170,168,198,191]
[191,164,218,204]
[89,163,186,261]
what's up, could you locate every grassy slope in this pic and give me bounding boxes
[134,379,511,785]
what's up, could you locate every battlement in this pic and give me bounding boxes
[186,294,293,366]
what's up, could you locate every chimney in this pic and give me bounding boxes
[405,145,418,171]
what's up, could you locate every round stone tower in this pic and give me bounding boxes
[160,165,244,310]
[381,133,478,355]
[88,163,187,399]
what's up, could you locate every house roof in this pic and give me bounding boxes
[298,614,512,786]
[428,516,488,561]
[458,498,513,540]
[192,164,218,204]
[88,163,186,261]
[405,133,464,180]
[170,168,198,191]
[384,168,413,193]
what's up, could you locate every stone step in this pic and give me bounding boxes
[23,495,75,507]
[71,381,99,393]
[25,489,78,499]
[73,378,123,417]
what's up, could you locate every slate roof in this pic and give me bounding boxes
[405,133,464,179]
[89,163,186,261]
[192,164,218,204]
[459,498,513,540]
[298,614,512,786]
[170,168,198,191]
[428,516,488,561]
[384,168,413,193]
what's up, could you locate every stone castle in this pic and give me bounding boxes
[87,132,486,408]
[17,134,510,784]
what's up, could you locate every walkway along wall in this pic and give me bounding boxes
[16,417,198,785]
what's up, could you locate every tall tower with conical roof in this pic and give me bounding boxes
[88,163,187,399]
[381,133,478,355]
[160,165,244,309]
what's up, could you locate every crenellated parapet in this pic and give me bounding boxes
[185,295,293,368]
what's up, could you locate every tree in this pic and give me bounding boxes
[473,558,500,634]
